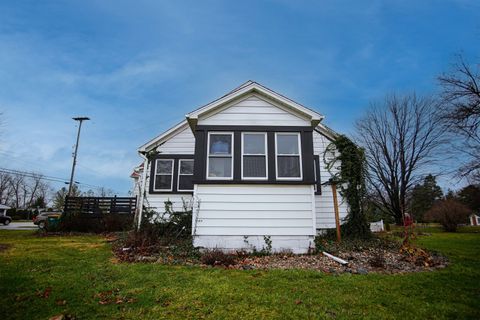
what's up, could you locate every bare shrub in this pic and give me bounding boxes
[424,199,471,232]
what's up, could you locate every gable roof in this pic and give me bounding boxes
[139,81,334,152]
[138,120,189,152]
[186,81,324,129]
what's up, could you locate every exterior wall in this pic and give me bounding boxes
[143,161,193,213]
[192,184,315,253]
[157,126,195,155]
[312,130,349,229]
[141,126,196,213]
[198,95,311,126]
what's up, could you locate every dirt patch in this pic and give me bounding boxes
[0,243,12,252]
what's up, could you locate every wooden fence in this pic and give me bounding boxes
[64,196,137,218]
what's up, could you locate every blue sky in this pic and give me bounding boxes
[0,0,479,195]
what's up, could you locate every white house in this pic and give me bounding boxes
[133,81,348,253]
[469,213,480,226]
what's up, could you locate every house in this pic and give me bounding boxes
[133,81,348,253]
[469,213,480,226]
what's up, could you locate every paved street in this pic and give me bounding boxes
[0,221,37,230]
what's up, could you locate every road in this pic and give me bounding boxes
[0,221,37,230]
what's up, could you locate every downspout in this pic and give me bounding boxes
[135,152,149,229]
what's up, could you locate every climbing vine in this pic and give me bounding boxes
[324,135,371,238]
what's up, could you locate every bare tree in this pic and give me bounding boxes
[438,54,480,182]
[0,172,12,205]
[96,187,114,197]
[9,173,25,208]
[356,94,444,225]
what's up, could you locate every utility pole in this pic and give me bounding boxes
[68,117,90,196]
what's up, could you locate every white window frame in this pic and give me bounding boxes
[177,159,194,192]
[206,132,234,180]
[153,159,174,192]
[241,132,268,180]
[275,132,303,180]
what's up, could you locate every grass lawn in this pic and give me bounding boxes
[0,229,479,319]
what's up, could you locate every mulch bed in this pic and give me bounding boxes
[228,247,448,274]
[112,234,448,274]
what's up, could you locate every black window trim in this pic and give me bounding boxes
[149,154,195,194]
[314,155,322,195]
[193,125,315,185]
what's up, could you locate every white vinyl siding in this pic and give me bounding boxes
[157,126,195,154]
[198,95,311,126]
[207,132,234,180]
[313,131,349,229]
[241,132,268,180]
[143,161,193,213]
[193,185,314,236]
[275,132,302,180]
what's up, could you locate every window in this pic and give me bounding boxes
[178,159,194,191]
[207,132,233,179]
[275,132,302,180]
[154,159,174,191]
[242,133,267,179]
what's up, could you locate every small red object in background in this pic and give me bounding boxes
[404,214,413,227]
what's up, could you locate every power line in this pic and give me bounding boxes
[0,167,109,190]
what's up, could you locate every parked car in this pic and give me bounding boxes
[33,212,62,229]
[0,215,12,225]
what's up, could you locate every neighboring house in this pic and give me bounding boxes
[134,81,348,253]
[469,213,480,226]
[0,204,10,216]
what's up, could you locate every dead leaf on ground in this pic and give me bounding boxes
[55,299,67,306]
[36,287,52,299]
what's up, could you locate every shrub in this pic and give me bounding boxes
[424,199,471,232]
[200,249,236,266]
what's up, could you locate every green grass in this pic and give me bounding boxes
[0,229,479,319]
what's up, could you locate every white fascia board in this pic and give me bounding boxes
[315,123,340,141]
[138,120,190,153]
[186,82,324,126]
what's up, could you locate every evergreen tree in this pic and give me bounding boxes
[457,184,480,212]
[409,174,443,222]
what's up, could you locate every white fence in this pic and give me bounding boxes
[370,219,384,232]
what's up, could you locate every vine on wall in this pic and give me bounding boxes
[325,135,371,238]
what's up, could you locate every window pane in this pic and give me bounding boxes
[179,175,193,191]
[277,134,299,154]
[156,160,172,174]
[209,134,232,155]
[277,156,300,177]
[208,157,232,177]
[155,175,172,190]
[243,156,266,177]
[180,160,194,174]
[244,134,265,154]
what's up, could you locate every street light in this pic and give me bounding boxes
[68,117,90,196]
